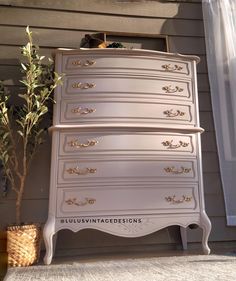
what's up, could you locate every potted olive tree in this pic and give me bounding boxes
[0,27,62,267]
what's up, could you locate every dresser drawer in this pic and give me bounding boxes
[59,131,196,157]
[61,52,193,78]
[57,158,198,184]
[61,75,192,102]
[59,100,195,126]
[56,184,199,217]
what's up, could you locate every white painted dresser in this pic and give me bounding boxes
[43,48,211,265]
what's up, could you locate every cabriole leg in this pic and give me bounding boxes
[200,212,211,254]
[43,215,56,265]
[180,226,188,250]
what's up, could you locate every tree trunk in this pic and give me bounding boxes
[15,195,22,225]
[15,176,25,225]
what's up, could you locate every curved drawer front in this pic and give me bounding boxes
[62,54,192,77]
[59,131,196,156]
[60,100,195,125]
[62,76,192,101]
[56,185,199,217]
[57,159,198,184]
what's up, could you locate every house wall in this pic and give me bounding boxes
[0,0,235,257]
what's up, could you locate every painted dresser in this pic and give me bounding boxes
[43,48,211,264]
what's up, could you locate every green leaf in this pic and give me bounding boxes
[16,120,24,128]
[25,42,31,52]
[19,80,30,87]
[36,100,40,108]
[18,94,29,102]
[21,63,27,70]
[4,154,9,163]
[26,26,30,35]
[2,132,9,140]
[17,130,24,137]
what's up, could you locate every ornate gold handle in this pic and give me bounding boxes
[164,166,191,174]
[165,195,192,204]
[162,64,183,72]
[65,197,96,206]
[71,59,96,67]
[163,109,185,117]
[162,140,189,149]
[72,82,96,89]
[66,167,97,175]
[162,85,184,93]
[68,139,98,148]
[71,107,96,115]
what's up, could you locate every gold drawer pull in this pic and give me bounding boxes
[66,167,97,175]
[72,82,96,89]
[71,107,96,115]
[72,59,96,67]
[162,140,189,149]
[68,139,98,148]
[163,109,185,118]
[164,166,191,174]
[162,85,184,93]
[165,195,192,204]
[65,197,96,206]
[162,64,183,72]
[83,60,96,66]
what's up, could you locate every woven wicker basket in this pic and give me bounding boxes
[7,224,41,267]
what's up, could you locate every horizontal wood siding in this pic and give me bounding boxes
[0,0,203,19]
[0,7,204,37]
[0,0,235,256]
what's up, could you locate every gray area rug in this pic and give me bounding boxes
[4,253,236,281]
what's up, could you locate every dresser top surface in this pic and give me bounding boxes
[54,48,200,63]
